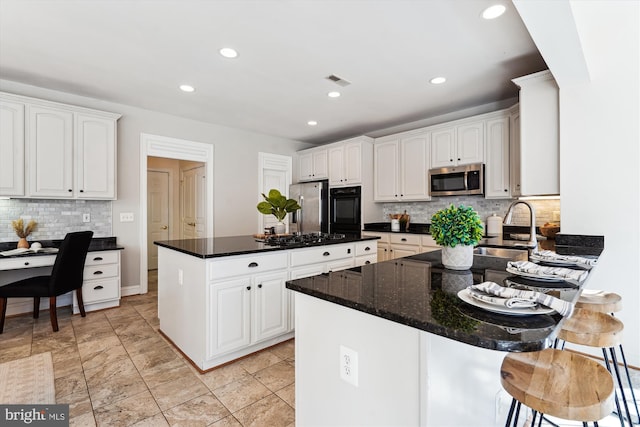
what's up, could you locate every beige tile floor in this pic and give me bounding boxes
[0,270,295,427]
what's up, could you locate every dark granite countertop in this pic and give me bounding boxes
[286,234,603,352]
[0,237,123,258]
[154,235,380,259]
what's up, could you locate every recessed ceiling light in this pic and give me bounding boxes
[179,85,195,92]
[430,77,447,85]
[327,91,341,98]
[482,4,506,19]
[219,47,238,58]
[307,120,318,126]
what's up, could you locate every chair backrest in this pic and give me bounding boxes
[49,231,94,296]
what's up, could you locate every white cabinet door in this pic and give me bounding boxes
[28,105,74,197]
[298,151,313,181]
[253,271,288,343]
[399,134,430,201]
[343,141,362,184]
[208,278,252,357]
[0,99,25,196]
[456,121,484,165]
[390,244,420,259]
[312,149,328,179]
[510,111,521,196]
[374,140,399,201]
[430,128,455,168]
[485,117,511,199]
[75,113,116,199]
[328,145,345,185]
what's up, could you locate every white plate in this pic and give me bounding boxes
[457,288,555,316]
[505,267,566,282]
[529,254,592,269]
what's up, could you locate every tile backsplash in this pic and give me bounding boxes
[381,196,560,227]
[0,199,112,242]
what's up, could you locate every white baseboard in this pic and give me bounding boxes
[121,285,142,297]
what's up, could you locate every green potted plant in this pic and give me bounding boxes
[430,204,483,270]
[257,189,301,234]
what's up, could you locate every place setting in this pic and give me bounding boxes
[528,249,597,269]
[505,260,588,283]
[457,280,575,317]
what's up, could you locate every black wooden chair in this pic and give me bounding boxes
[0,231,93,333]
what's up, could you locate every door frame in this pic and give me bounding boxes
[140,133,214,294]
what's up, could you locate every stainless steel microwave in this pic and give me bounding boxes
[428,163,484,197]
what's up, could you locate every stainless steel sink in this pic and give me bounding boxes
[473,247,528,260]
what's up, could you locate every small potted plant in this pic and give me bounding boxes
[430,204,483,270]
[257,189,301,234]
[12,218,37,249]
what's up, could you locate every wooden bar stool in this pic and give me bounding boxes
[557,307,634,427]
[500,348,614,426]
[573,291,639,425]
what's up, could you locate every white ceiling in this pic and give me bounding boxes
[0,0,547,144]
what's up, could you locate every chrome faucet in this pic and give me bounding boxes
[503,200,538,250]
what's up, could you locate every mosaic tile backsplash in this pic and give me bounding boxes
[381,196,560,227]
[0,199,112,242]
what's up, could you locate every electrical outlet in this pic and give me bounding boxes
[120,212,134,222]
[339,345,358,387]
[82,213,91,223]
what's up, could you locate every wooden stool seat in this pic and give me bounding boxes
[558,308,624,348]
[576,290,623,313]
[501,348,614,422]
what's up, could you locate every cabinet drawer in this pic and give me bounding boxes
[355,254,377,266]
[355,241,376,257]
[361,232,389,243]
[0,255,56,270]
[85,251,119,266]
[421,235,438,247]
[209,252,288,280]
[390,234,420,246]
[290,244,354,267]
[82,277,120,303]
[84,263,119,279]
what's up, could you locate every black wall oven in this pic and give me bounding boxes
[329,186,361,237]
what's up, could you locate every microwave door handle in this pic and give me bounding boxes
[463,171,469,190]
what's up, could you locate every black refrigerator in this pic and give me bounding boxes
[288,180,329,234]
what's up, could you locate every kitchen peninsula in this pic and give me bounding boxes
[154,233,378,371]
[286,234,603,426]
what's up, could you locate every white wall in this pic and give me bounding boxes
[516,0,640,363]
[0,79,312,290]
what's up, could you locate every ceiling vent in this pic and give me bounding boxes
[326,74,351,87]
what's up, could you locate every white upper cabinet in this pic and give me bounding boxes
[0,99,25,196]
[328,138,366,186]
[298,147,328,181]
[374,131,430,202]
[512,70,559,196]
[1,91,120,200]
[28,105,75,198]
[75,113,117,199]
[484,115,511,199]
[431,121,484,168]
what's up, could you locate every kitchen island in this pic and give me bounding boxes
[286,234,603,426]
[154,234,378,371]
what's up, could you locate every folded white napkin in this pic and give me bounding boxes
[470,281,574,317]
[533,250,597,266]
[507,260,588,282]
[467,288,537,309]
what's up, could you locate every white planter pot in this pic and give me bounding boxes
[441,245,474,270]
[274,221,286,235]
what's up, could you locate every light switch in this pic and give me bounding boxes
[120,212,134,222]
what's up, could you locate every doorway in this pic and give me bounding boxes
[139,133,214,295]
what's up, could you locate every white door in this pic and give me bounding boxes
[147,170,169,270]
[181,165,206,239]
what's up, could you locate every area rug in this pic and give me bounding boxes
[0,352,55,404]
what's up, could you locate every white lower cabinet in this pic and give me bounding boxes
[363,231,441,259]
[207,270,288,359]
[73,250,121,314]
